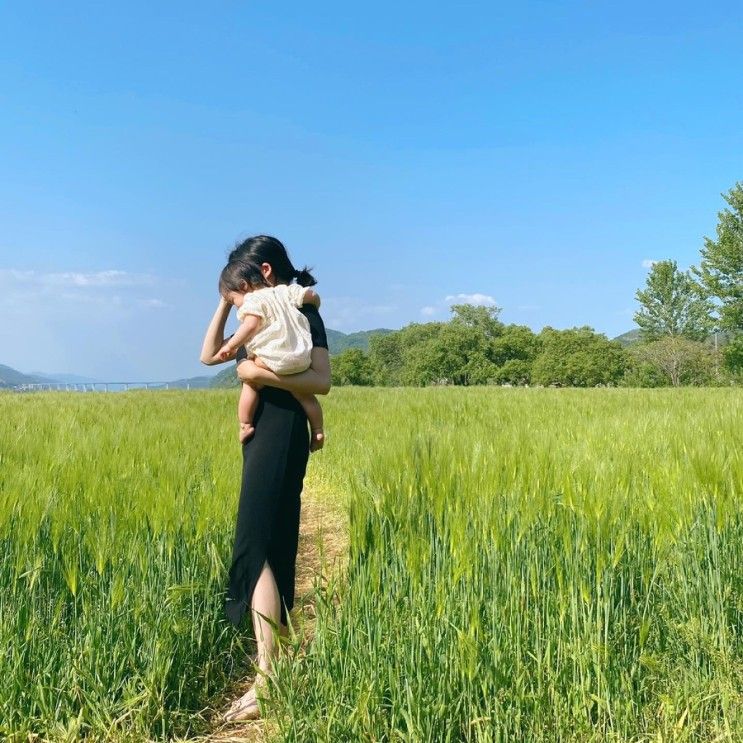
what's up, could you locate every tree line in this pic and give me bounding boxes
[332,182,742,388]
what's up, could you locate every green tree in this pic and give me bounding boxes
[532,327,629,387]
[723,335,743,377]
[630,337,718,387]
[692,182,743,333]
[491,324,541,366]
[634,260,714,341]
[400,321,494,386]
[493,359,532,385]
[449,303,503,339]
[368,332,406,386]
[331,348,374,386]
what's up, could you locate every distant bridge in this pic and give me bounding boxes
[10,381,201,393]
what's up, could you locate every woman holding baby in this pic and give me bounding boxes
[200,235,331,721]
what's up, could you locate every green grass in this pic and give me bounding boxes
[1,388,741,741]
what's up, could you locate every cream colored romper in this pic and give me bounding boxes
[236,284,313,375]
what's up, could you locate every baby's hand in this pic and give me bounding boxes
[218,343,234,360]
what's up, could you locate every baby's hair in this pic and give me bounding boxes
[229,234,317,287]
[218,259,268,296]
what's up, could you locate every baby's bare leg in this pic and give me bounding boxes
[296,394,324,452]
[237,382,258,443]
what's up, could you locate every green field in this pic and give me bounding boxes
[1,388,741,741]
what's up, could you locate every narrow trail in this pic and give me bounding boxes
[190,491,348,743]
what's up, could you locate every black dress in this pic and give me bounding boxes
[224,303,328,627]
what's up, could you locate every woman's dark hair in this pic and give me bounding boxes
[228,235,317,287]
[218,259,268,296]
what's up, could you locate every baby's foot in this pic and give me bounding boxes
[239,422,255,443]
[310,428,324,453]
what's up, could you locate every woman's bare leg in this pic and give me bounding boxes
[224,561,284,721]
[252,560,281,675]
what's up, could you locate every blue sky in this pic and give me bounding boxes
[1,1,742,380]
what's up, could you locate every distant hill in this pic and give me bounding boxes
[211,327,393,388]
[165,375,216,389]
[1,363,218,390]
[326,328,393,355]
[211,366,239,388]
[30,372,100,384]
[612,329,642,346]
[0,364,50,387]
[612,328,732,347]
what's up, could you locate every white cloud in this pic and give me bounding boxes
[0,269,166,317]
[420,305,437,317]
[0,269,156,287]
[322,296,397,330]
[641,259,658,269]
[444,293,497,307]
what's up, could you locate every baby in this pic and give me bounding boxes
[217,259,324,451]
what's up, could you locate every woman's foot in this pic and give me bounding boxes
[239,422,255,443]
[223,685,261,722]
[309,428,324,453]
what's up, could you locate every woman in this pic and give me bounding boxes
[200,235,331,721]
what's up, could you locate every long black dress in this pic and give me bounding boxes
[224,303,328,628]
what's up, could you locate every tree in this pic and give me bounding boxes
[401,320,497,386]
[491,324,541,366]
[531,327,629,387]
[692,182,743,333]
[368,332,406,386]
[493,359,532,385]
[449,304,503,339]
[630,337,718,387]
[634,260,714,341]
[723,335,743,378]
[331,349,374,386]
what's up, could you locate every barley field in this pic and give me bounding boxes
[0,388,741,741]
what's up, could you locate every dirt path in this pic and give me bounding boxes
[193,491,348,743]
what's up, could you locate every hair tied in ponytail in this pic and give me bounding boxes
[294,265,318,287]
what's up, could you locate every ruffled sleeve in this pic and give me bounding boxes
[286,283,309,308]
[236,293,265,322]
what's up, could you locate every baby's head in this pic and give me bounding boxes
[218,259,267,307]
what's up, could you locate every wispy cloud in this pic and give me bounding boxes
[0,268,167,315]
[444,292,497,307]
[420,305,437,317]
[322,296,397,330]
[641,259,658,269]
[139,298,168,309]
[0,269,156,287]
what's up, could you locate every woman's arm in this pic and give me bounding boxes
[200,298,235,365]
[237,347,331,395]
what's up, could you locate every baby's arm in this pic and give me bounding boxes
[218,314,262,360]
